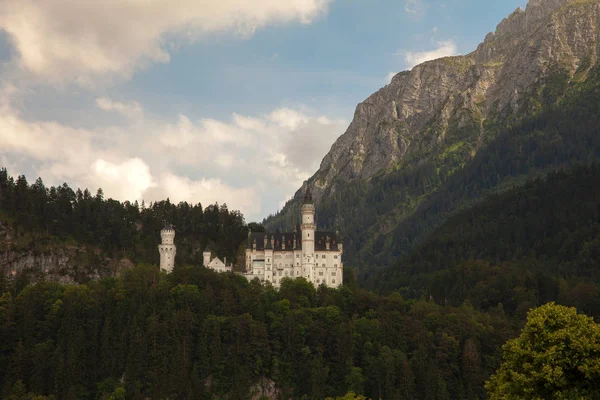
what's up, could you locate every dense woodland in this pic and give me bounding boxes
[0,169,248,268]
[2,161,600,398]
[375,164,600,318]
[0,265,517,400]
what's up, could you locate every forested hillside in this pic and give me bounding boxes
[0,265,516,400]
[0,169,248,278]
[3,162,600,399]
[374,164,600,319]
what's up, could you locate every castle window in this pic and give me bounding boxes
[267,258,270,263]
[332,271,336,276]
[279,271,283,276]
[297,271,300,275]
[332,279,336,284]
[319,271,323,276]
[334,264,338,268]
[334,255,338,259]
[322,255,326,259]
[322,264,325,267]
[317,279,320,283]
[296,254,299,258]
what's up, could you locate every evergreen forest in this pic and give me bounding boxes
[2,162,600,398]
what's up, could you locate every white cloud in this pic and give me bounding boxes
[404,0,426,16]
[404,40,458,69]
[0,92,346,220]
[92,158,156,200]
[387,72,397,83]
[0,112,94,163]
[96,97,143,119]
[0,0,332,85]
[268,108,309,130]
[149,174,261,217]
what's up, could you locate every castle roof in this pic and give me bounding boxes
[248,230,340,252]
[207,257,226,268]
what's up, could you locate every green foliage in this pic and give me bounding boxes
[0,268,513,399]
[326,391,370,400]
[107,387,126,400]
[486,303,600,399]
[375,164,600,318]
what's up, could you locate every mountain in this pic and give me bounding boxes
[265,0,600,274]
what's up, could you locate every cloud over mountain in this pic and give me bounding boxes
[404,40,458,69]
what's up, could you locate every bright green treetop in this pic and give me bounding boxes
[486,302,600,399]
[325,391,369,400]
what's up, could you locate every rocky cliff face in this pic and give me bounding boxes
[0,221,134,284]
[297,0,600,202]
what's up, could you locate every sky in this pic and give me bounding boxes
[0,0,525,222]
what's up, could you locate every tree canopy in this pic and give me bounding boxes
[0,265,514,399]
[486,302,600,399]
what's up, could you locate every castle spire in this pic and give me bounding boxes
[303,187,313,204]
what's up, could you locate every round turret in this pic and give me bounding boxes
[161,225,175,245]
[158,224,177,273]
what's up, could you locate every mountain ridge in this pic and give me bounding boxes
[265,0,600,271]
[311,0,599,198]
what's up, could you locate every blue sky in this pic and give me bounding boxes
[0,0,524,221]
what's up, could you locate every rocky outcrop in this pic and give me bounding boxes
[295,0,600,203]
[249,378,285,400]
[0,249,134,284]
[0,221,134,284]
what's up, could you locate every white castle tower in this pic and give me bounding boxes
[203,247,212,267]
[300,188,316,281]
[158,225,176,273]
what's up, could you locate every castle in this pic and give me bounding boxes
[243,189,343,288]
[158,188,343,288]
